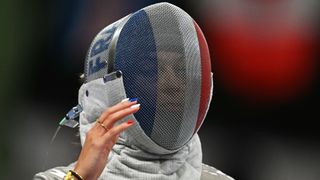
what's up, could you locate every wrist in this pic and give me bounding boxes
[73,164,86,179]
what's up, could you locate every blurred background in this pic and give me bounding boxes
[0,0,319,179]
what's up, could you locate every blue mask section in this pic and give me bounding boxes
[114,10,158,137]
[86,25,116,77]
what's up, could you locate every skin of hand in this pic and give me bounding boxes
[73,99,140,180]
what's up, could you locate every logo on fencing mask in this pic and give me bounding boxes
[84,3,212,151]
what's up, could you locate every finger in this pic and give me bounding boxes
[102,120,134,144]
[93,99,136,135]
[97,98,138,123]
[95,121,111,135]
[110,134,120,145]
[91,119,108,135]
[102,104,140,128]
[104,134,120,151]
[95,103,139,135]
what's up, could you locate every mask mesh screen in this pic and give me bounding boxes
[84,3,207,150]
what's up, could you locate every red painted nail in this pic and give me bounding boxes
[127,120,134,125]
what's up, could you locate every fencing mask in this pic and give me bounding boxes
[74,2,213,179]
[82,2,212,152]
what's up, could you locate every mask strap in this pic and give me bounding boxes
[107,14,132,73]
[59,70,123,128]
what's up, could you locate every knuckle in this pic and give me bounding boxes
[108,128,117,136]
[108,114,117,121]
[125,107,135,114]
[102,109,111,118]
[119,124,128,132]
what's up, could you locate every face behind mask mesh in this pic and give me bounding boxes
[83,2,212,151]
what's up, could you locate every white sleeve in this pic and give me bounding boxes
[33,166,69,180]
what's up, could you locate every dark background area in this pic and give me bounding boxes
[0,0,319,179]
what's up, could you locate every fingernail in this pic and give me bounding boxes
[127,120,134,125]
[121,98,129,102]
[129,98,138,102]
[130,104,140,109]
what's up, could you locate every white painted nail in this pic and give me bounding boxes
[121,98,129,102]
[130,104,140,109]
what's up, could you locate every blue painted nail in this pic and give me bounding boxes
[129,98,138,102]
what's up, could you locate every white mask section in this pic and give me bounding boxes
[78,71,126,146]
